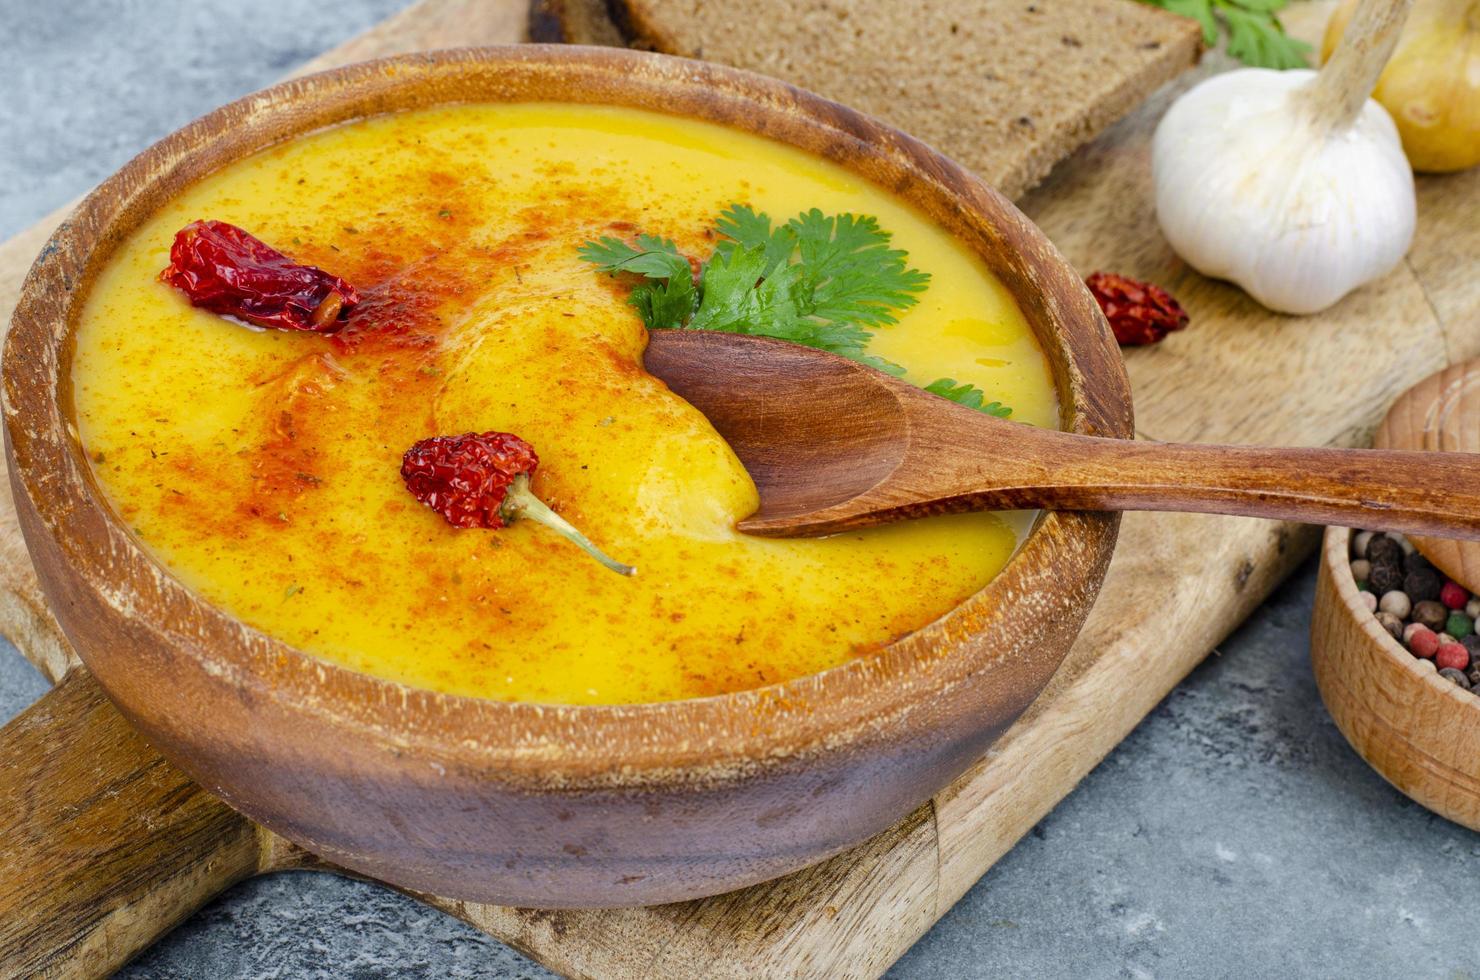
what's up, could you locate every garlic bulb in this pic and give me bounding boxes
[1152,0,1417,315]
[1324,0,1480,173]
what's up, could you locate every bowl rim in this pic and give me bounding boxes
[1321,525,1480,711]
[3,44,1132,784]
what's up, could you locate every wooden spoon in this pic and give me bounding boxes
[643,331,1480,539]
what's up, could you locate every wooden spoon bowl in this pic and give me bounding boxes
[2,46,1131,907]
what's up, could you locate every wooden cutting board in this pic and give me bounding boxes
[1,2,1477,977]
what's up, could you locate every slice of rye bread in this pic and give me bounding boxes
[530,0,1201,200]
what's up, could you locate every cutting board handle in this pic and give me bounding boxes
[0,668,275,977]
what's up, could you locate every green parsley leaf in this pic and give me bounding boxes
[1141,0,1309,69]
[924,378,1013,419]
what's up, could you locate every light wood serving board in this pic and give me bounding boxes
[1,2,1477,977]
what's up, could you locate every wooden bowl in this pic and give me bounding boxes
[2,46,1132,907]
[1311,525,1480,831]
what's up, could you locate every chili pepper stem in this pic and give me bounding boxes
[502,474,636,577]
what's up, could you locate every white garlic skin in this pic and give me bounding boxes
[1152,68,1416,315]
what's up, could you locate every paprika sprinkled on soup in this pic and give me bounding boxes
[71,103,1057,705]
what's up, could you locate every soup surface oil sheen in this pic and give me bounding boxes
[73,104,1057,704]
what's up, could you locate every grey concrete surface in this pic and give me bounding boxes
[1,2,1474,977]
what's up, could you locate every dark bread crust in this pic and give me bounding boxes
[528,0,629,46]
[526,0,567,42]
[533,0,1202,200]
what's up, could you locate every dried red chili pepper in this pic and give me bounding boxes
[160,220,359,332]
[401,432,634,576]
[1086,272,1189,346]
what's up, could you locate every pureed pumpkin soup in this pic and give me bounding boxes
[72,103,1057,705]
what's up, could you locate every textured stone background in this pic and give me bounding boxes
[1,2,1474,976]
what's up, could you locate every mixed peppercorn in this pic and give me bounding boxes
[1350,529,1480,693]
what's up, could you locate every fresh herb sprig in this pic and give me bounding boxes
[1144,0,1310,70]
[579,205,1012,418]
[924,379,1012,420]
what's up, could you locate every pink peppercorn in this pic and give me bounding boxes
[1436,643,1470,671]
[1409,626,1440,659]
[1441,581,1469,610]
[1403,622,1427,644]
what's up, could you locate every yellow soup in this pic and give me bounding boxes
[73,103,1057,705]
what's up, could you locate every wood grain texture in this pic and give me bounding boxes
[0,2,1475,979]
[0,670,260,978]
[645,330,1480,539]
[1311,524,1480,831]
[424,803,941,980]
[1374,361,1480,592]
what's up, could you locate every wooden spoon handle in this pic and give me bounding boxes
[0,669,262,977]
[1011,436,1480,539]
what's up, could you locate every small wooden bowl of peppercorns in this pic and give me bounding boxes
[1312,525,1480,832]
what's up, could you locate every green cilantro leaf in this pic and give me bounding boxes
[714,204,796,277]
[628,276,697,331]
[1140,0,1309,69]
[690,244,803,336]
[853,354,908,377]
[1221,6,1310,70]
[579,234,696,329]
[577,234,685,278]
[924,378,1012,419]
[579,206,1012,417]
[1156,0,1219,44]
[786,209,931,329]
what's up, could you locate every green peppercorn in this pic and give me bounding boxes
[1447,612,1474,640]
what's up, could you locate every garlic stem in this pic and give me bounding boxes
[1303,0,1415,131]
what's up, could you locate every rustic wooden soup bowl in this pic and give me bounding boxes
[3,45,1131,907]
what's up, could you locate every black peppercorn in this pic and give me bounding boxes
[1373,611,1404,641]
[1368,561,1404,594]
[1405,550,1436,576]
[1403,566,1443,604]
[1415,600,1450,632]
[1462,635,1480,669]
[1367,536,1403,566]
[1439,667,1472,689]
